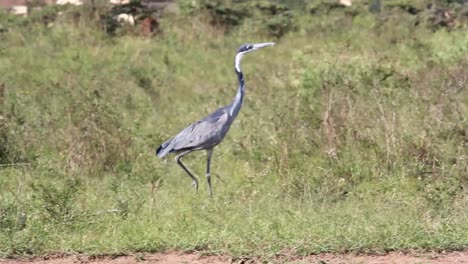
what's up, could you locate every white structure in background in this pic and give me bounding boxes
[339,0,352,6]
[116,13,135,26]
[110,0,130,4]
[109,0,136,27]
[56,0,83,5]
[9,5,27,16]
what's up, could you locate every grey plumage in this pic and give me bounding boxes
[156,106,231,158]
[156,42,275,196]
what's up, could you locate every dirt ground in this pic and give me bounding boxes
[1,251,467,264]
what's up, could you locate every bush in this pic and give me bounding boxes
[200,0,296,37]
[61,97,132,173]
[0,84,32,166]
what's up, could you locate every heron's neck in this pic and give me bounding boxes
[229,69,245,118]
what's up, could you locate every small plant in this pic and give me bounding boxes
[31,178,82,223]
[0,201,26,235]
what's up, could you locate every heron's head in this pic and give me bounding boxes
[237,42,275,54]
[235,42,275,72]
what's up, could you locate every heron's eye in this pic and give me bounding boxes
[248,45,253,49]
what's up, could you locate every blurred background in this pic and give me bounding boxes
[0,0,467,257]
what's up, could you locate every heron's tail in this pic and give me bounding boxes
[156,139,173,158]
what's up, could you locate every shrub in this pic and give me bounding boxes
[61,97,132,173]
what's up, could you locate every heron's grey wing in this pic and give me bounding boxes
[169,107,230,152]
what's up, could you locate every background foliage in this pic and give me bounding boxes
[0,0,467,258]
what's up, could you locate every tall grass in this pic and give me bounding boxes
[0,2,467,257]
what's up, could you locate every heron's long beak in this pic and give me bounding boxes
[253,42,275,50]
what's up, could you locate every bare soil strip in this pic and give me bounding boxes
[1,251,467,264]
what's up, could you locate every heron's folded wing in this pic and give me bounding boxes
[170,109,229,151]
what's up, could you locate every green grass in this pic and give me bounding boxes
[0,2,467,258]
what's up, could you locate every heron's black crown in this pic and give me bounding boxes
[237,43,254,53]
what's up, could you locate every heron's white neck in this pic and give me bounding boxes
[234,52,244,73]
[230,53,246,117]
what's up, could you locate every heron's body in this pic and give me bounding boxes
[156,43,275,196]
[157,105,233,158]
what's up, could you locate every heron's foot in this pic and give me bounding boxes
[207,186,213,197]
[192,180,199,192]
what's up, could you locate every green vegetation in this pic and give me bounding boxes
[0,0,467,258]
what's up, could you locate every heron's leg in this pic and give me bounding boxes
[206,148,214,197]
[175,150,198,192]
